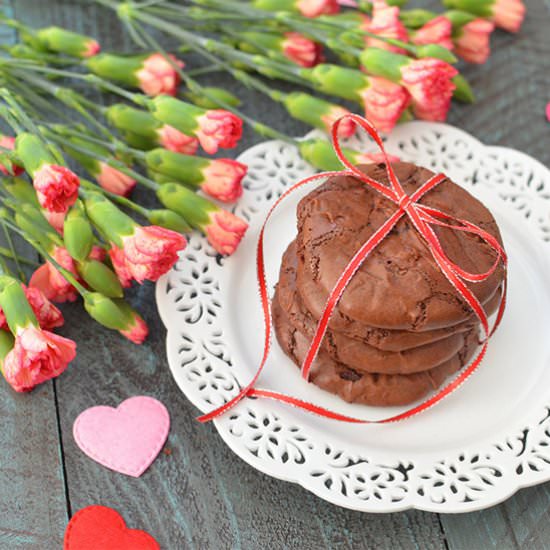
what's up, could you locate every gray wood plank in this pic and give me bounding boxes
[0,3,69,549]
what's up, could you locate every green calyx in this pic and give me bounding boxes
[442,0,493,18]
[63,201,94,262]
[84,292,133,331]
[14,133,56,176]
[121,131,159,151]
[238,31,284,55]
[144,149,209,186]
[445,10,477,33]
[359,48,408,83]
[415,44,457,64]
[302,64,370,103]
[84,192,136,246]
[35,26,98,58]
[156,183,215,229]
[147,209,191,233]
[0,276,38,333]
[299,140,361,171]
[77,260,123,298]
[184,87,241,110]
[399,9,438,29]
[105,104,162,141]
[85,53,147,88]
[282,92,337,132]
[149,96,204,136]
[452,74,475,103]
[252,0,296,11]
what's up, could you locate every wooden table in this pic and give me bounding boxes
[1,1,549,548]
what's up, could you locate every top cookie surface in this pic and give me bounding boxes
[296,162,505,330]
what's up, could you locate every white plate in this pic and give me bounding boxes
[156,122,550,513]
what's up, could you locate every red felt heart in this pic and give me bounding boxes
[64,505,160,550]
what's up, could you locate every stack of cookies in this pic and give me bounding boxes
[272,162,506,407]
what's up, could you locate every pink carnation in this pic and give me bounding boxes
[204,210,248,256]
[29,246,79,303]
[201,159,247,203]
[359,77,410,133]
[491,0,525,33]
[296,0,339,17]
[366,1,409,53]
[282,33,323,68]
[412,16,454,51]
[400,58,457,122]
[2,325,76,392]
[33,164,79,214]
[455,19,495,64]
[136,53,184,97]
[0,136,24,176]
[120,313,149,345]
[195,110,243,154]
[321,106,356,138]
[109,226,187,285]
[96,163,136,197]
[157,125,199,155]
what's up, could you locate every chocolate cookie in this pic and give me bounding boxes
[272,296,479,407]
[296,162,505,330]
[296,244,502,350]
[275,241,468,374]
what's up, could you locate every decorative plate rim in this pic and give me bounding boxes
[156,122,550,513]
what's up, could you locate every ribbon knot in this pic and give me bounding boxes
[198,114,507,425]
[397,193,413,211]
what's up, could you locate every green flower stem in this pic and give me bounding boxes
[1,219,25,281]
[11,68,111,138]
[0,248,38,267]
[0,217,89,296]
[3,71,75,126]
[0,88,65,165]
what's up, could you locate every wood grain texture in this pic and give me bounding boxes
[0,3,68,549]
[8,0,550,549]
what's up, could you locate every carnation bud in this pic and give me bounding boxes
[83,292,131,330]
[282,92,356,138]
[33,26,100,58]
[63,201,94,261]
[77,260,123,298]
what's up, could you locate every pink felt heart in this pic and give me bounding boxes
[73,396,170,477]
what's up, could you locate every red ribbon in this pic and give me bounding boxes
[198,114,507,424]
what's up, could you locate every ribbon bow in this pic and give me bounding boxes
[198,114,507,424]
